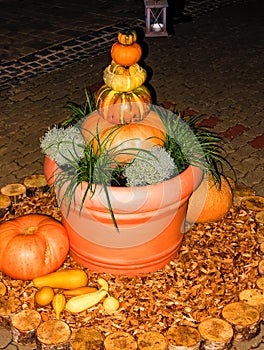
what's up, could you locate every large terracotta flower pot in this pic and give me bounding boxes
[44,156,203,276]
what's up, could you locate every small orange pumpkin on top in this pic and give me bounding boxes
[111,30,142,67]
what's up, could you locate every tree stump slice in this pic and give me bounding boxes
[255,211,264,224]
[70,327,104,350]
[23,174,48,196]
[0,194,11,218]
[0,314,11,330]
[242,196,264,211]
[222,302,260,341]
[232,185,255,206]
[258,260,264,275]
[0,296,20,330]
[256,227,264,244]
[137,331,168,350]
[104,331,137,350]
[1,183,26,204]
[198,318,233,350]
[11,309,41,345]
[36,319,71,350]
[256,277,264,290]
[239,289,264,311]
[166,325,201,350]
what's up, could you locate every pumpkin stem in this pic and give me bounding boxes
[24,226,38,235]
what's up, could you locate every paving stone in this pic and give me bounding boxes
[0,327,12,348]
[4,345,17,350]
[248,134,264,149]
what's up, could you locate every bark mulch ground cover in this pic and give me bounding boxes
[0,182,264,348]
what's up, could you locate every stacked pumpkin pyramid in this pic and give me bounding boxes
[97,29,151,124]
[82,29,166,161]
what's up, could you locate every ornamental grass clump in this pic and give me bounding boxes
[124,146,176,186]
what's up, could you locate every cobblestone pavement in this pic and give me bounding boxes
[0,0,263,194]
[0,0,263,348]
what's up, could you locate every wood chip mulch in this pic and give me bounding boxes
[0,188,263,338]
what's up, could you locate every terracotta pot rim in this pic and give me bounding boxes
[80,164,202,191]
[44,155,203,192]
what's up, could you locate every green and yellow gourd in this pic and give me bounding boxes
[103,61,147,92]
[95,84,151,124]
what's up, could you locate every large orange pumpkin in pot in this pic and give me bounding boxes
[0,214,69,280]
[81,110,166,163]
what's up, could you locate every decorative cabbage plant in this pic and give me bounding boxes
[124,146,176,186]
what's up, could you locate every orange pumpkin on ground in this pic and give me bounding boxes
[186,175,233,223]
[0,214,69,280]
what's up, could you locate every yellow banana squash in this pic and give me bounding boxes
[65,278,108,314]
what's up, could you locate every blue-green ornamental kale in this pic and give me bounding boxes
[124,146,176,186]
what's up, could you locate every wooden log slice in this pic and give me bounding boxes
[137,331,168,350]
[23,174,48,196]
[255,211,264,224]
[0,314,11,330]
[256,277,264,290]
[104,331,137,350]
[239,289,264,311]
[232,185,255,206]
[1,183,26,204]
[70,327,105,350]
[0,296,20,330]
[242,196,264,211]
[256,226,264,244]
[221,302,260,341]
[11,309,41,345]
[166,325,201,350]
[258,260,264,275]
[198,318,233,350]
[0,194,11,218]
[36,319,71,350]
